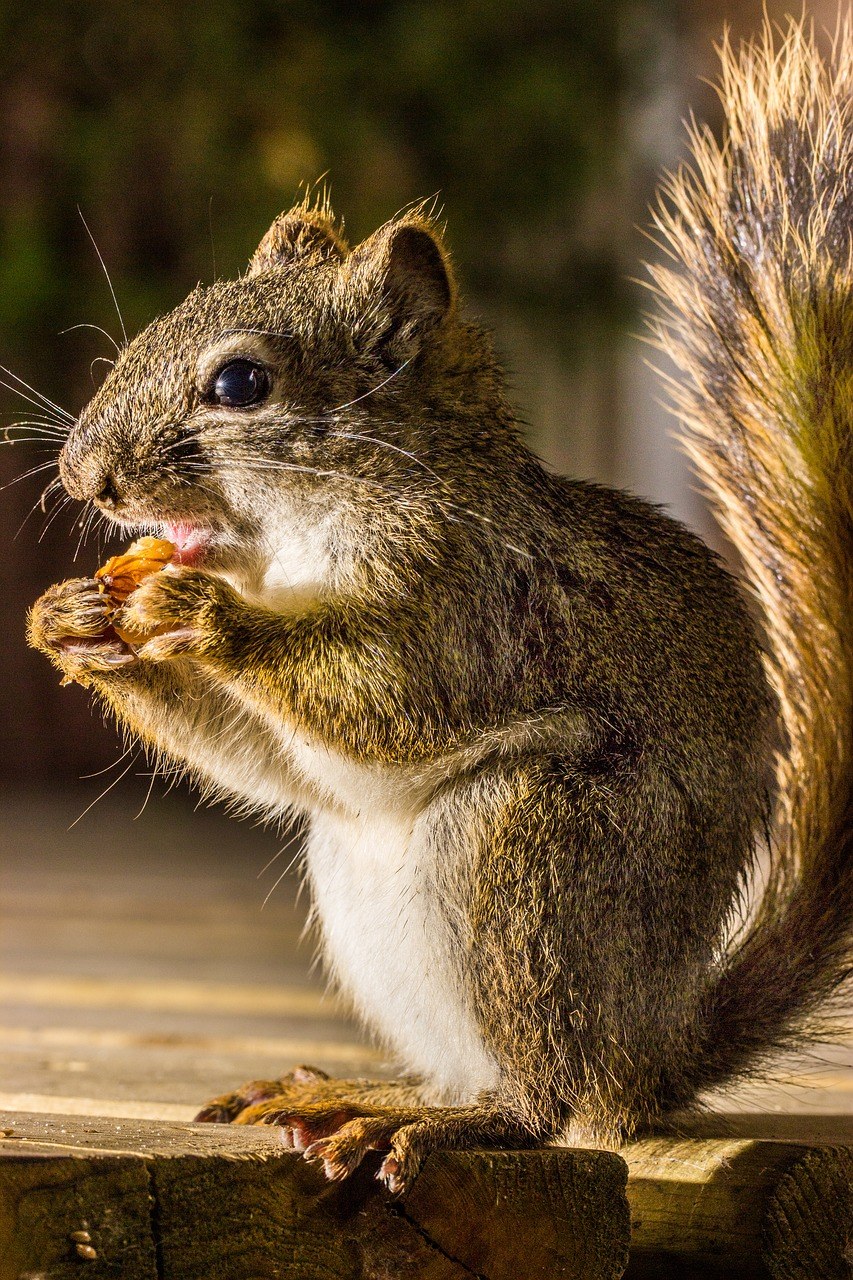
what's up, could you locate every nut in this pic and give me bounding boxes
[95,536,175,605]
[95,536,175,646]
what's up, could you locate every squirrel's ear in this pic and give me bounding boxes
[248,205,347,275]
[346,218,455,362]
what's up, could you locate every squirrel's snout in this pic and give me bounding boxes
[59,441,122,508]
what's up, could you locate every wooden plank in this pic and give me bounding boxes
[3,794,852,1278]
[0,1156,157,1280]
[624,1127,853,1280]
[0,1113,631,1280]
[400,1148,629,1280]
[0,1093,196,1122]
[676,1112,853,1144]
[7,1110,852,1278]
[0,974,332,1018]
[4,792,853,1123]
[0,1024,384,1115]
[0,792,386,1117]
[0,1009,383,1114]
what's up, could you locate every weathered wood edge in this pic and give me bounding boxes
[0,1113,630,1280]
[623,1128,853,1280]
[670,1112,853,1145]
[4,1110,852,1279]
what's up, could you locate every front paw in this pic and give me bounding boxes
[27,578,135,682]
[120,567,236,661]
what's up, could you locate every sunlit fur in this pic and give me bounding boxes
[649,16,853,1084]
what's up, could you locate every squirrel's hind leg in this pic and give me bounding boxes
[195,1069,534,1192]
[238,1097,535,1193]
[457,753,737,1143]
[194,1065,424,1124]
[307,1103,537,1193]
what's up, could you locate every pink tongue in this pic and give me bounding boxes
[165,524,205,564]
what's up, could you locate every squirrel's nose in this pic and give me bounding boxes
[59,443,122,507]
[95,474,121,507]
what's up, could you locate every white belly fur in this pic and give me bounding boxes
[236,538,499,1099]
[304,793,499,1102]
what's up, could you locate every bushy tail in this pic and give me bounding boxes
[649,17,853,1090]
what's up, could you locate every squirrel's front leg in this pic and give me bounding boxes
[28,576,309,814]
[120,567,267,664]
[122,565,443,759]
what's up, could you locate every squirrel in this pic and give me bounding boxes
[26,18,853,1193]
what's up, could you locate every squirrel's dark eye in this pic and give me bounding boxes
[210,359,271,408]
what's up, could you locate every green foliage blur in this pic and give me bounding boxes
[0,0,672,781]
[0,0,668,402]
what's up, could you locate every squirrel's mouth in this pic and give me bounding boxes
[162,523,214,566]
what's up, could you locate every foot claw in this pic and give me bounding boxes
[278,1125,297,1150]
[378,1152,411,1195]
[262,1107,356,1146]
[303,1138,349,1181]
[283,1119,313,1152]
[291,1064,330,1085]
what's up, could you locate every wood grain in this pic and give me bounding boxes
[0,1113,630,1280]
[3,795,853,1276]
[624,1126,853,1280]
[0,1155,157,1280]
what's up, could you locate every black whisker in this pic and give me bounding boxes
[36,493,75,543]
[333,429,444,484]
[14,483,66,541]
[0,424,66,445]
[0,411,68,430]
[39,475,64,512]
[90,357,116,384]
[73,501,99,561]
[330,359,412,413]
[0,459,59,491]
[69,749,141,829]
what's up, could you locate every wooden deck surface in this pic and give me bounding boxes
[3,784,853,1123]
[2,785,853,1277]
[0,787,387,1122]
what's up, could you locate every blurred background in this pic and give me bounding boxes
[0,0,841,786]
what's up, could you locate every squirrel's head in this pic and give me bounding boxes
[58,200,499,593]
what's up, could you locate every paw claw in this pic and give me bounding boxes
[303,1139,349,1181]
[137,628,203,662]
[378,1154,406,1194]
[282,1119,311,1151]
[291,1064,330,1085]
[118,567,225,660]
[29,577,137,680]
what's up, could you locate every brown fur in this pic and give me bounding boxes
[649,16,853,1086]
[25,18,851,1191]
